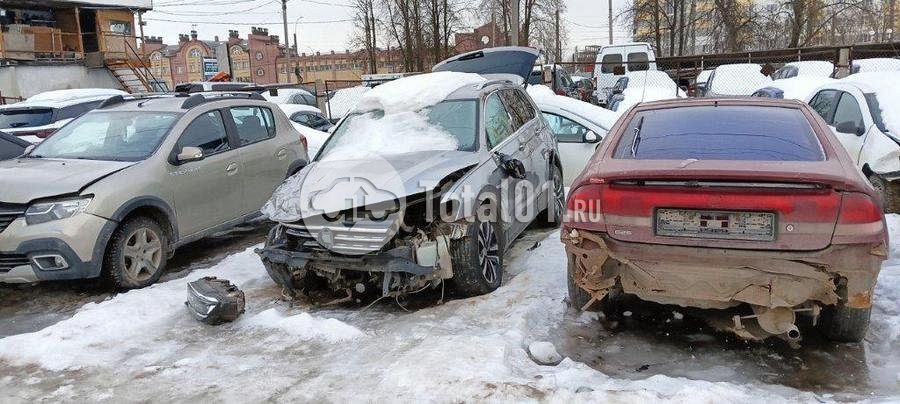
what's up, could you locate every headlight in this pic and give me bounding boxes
[25,197,92,225]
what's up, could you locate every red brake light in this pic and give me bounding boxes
[564,183,606,231]
[833,192,885,244]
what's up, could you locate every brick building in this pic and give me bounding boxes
[454,22,507,54]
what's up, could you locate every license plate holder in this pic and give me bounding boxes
[655,208,776,241]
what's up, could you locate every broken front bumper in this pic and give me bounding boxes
[562,230,885,310]
[256,244,438,276]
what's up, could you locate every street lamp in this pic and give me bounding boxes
[292,16,304,83]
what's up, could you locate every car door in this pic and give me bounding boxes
[168,109,244,237]
[542,111,603,185]
[225,105,290,214]
[829,91,869,163]
[484,91,532,242]
[500,89,544,223]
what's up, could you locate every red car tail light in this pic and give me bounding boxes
[833,192,886,244]
[564,183,607,231]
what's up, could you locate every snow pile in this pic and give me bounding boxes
[617,86,681,112]
[696,69,713,84]
[528,340,563,365]
[354,71,485,114]
[757,76,835,100]
[709,64,772,96]
[319,109,460,161]
[242,308,365,342]
[840,72,900,133]
[527,85,619,129]
[0,247,273,371]
[852,58,900,74]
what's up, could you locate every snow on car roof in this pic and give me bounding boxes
[276,103,322,115]
[696,69,713,84]
[709,64,771,95]
[758,76,835,100]
[353,71,485,114]
[527,85,618,129]
[841,71,900,132]
[261,88,314,104]
[625,70,678,91]
[326,86,371,120]
[852,58,900,73]
[785,61,834,77]
[18,88,127,107]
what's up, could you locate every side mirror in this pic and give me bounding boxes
[835,121,865,136]
[584,131,600,143]
[177,146,204,163]
[23,145,35,155]
[497,153,526,179]
[269,88,279,96]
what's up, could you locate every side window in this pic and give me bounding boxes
[229,106,276,146]
[291,112,311,124]
[832,92,865,129]
[500,89,535,131]
[542,112,591,143]
[301,94,317,106]
[484,92,514,148]
[627,52,649,71]
[308,113,329,127]
[600,54,623,74]
[178,110,230,156]
[56,101,102,121]
[809,90,839,123]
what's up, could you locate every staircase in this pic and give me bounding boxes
[107,60,152,93]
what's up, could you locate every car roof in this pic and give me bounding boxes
[2,88,127,109]
[96,92,269,113]
[631,97,806,111]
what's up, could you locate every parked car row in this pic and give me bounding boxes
[0,46,889,345]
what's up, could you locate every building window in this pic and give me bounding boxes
[256,67,265,76]
[190,49,202,58]
[256,51,264,61]
[109,20,132,35]
[177,66,183,74]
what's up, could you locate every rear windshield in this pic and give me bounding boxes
[0,108,54,129]
[613,106,824,161]
[600,54,623,74]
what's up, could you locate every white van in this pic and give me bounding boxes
[593,43,657,106]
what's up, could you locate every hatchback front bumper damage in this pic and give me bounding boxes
[562,229,884,339]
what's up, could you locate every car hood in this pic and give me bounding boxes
[0,158,135,204]
[263,150,481,223]
[432,47,539,82]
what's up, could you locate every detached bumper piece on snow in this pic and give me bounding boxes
[186,277,246,325]
[562,229,883,344]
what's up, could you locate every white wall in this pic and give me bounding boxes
[0,65,124,99]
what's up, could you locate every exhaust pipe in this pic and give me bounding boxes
[785,325,801,341]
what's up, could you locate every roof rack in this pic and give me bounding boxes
[180,92,267,109]
[97,93,179,109]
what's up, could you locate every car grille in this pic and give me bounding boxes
[0,203,26,234]
[0,253,30,273]
[283,218,399,255]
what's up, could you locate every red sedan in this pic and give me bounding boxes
[562,98,887,343]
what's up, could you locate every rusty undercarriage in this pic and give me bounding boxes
[562,229,885,343]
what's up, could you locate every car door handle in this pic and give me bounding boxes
[518,141,527,151]
[275,148,288,160]
[225,162,239,175]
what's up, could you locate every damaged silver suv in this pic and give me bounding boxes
[258,47,564,299]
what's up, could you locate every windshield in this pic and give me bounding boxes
[613,106,824,161]
[30,111,179,161]
[0,108,54,129]
[318,100,478,160]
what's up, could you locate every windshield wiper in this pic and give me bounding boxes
[630,116,644,157]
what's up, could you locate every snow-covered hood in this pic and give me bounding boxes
[263,150,481,222]
[0,158,135,204]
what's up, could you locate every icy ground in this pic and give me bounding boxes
[1,217,900,402]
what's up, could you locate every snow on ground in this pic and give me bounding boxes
[1,227,860,402]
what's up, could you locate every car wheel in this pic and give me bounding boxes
[104,216,168,289]
[261,226,309,296]
[543,165,565,227]
[566,258,599,311]
[449,218,503,297]
[867,173,898,213]
[818,285,873,342]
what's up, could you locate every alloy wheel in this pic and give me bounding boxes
[477,221,501,284]
[122,227,163,282]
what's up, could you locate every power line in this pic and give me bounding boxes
[151,0,280,16]
[144,17,354,25]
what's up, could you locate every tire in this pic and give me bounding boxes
[103,216,168,289]
[543,165,565,227]
[818,286,873,343]
[450,218,503,297]
[566,258,599,311]
[867,173,899,213]
[262,226,308,295]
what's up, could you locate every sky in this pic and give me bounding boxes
[142,0,633,57]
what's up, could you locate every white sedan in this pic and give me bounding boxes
[527,85,619,185]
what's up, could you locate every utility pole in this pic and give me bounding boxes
[282,0,292,84]
[608,0,613,44]
[554,8,560,62]
[511,0,520,46]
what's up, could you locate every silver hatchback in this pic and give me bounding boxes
[0,92,308,288]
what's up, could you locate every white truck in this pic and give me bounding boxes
[592,43,657,107]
